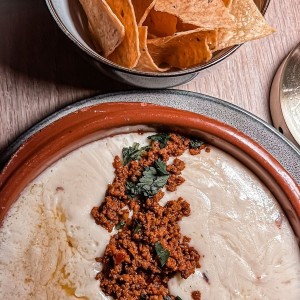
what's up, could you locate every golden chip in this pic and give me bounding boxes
[79,0,125,57]
[206,30,218,50]
[215,0,275,51]
[176,20,198,33]
[222,0,232,8]
[80,0,274,72]
[132,0,154,25]
[135,26,169,72]
[144,9,178,37]
[106,0,140,68]
[147,30,214,69]
[154,0,235,30]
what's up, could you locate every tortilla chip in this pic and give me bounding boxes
[106,0,140,68]
[215,0,275,51]
[154,0,235,30]
[79,0,125,57]
[144,9,178,37]
[135,27,169,72]
[132,0,154,24]
[147,30,214,69]
[176,20,198,33]
[206,30,218,50]
[138,0,157,26]
[222,0,232,8]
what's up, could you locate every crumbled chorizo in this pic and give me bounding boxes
[166,174,185,192]
[192,290,201,300]
[91,133,207,299]
[189,143,206,156]
[167,158,185,175]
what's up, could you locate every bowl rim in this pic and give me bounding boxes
[1,90,300,180]
[44,0,271,77]
[0,101,299,229]
[270,42,300,146]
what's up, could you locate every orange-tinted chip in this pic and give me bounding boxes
[222,0,232,8]
[176,19,198,33]
[215,0,275,51]
[206,30,218,50]
[144,9,177,37]
[135,27,169,72]
[154,0,235,30]
[147,30,214,69]
[106,0,140,68]
[79,0,125,57]
[81,0,274,72]
[131,0,154,24]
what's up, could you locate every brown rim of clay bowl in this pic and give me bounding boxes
[0,102,300,236]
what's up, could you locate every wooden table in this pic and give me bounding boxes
[0,0,299,154]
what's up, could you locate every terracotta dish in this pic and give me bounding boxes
[0,101,300,245]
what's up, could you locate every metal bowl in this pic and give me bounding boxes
[45,0,271,88]
[270,42,300,147]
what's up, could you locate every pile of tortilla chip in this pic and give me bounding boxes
[79,0,274,72]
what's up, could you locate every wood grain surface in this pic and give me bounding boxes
[0,0,299,155]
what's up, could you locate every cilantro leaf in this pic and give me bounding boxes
[133,220,142,234]
[137,167,169,197]
[154,159,169,175]
[115,220,125,230]
[126,181,141,198]
[126,160,170,198]
[148,133,170,148]
[155,242,170,267]
[122,143,150,165]
[189,139,204,149]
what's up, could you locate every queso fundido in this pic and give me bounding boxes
[0,132,299,299]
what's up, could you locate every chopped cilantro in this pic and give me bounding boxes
[122,143,150,165]
[126,160,170,198]
[126,181,140,198]
[148,133,170,148]
[137,166,169,197]
[133,220,142,234]
[155,242,170,267]
[115,220,125,230]
[154,159,169,175]
[189,139,204,149]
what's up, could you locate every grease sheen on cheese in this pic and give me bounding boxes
[0,133,299,300]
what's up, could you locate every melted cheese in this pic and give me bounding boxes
[0,133,299,300]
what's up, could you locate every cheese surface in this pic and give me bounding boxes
[0,133,299,299]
